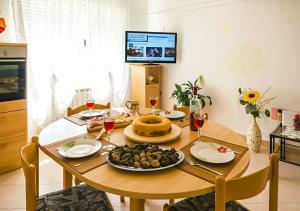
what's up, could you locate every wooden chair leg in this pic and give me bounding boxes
[74,177,81,185]
[120,196,125,203]
[169,199,174,204]
[269,154,279,211]
[163,203,170,211]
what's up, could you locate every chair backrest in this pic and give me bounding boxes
[215,153,279,211]
[20,136,40,211]
[173,104,190,116]
[67,102,111,116]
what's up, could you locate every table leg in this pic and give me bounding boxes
[63,169,72,189]
[283,139,286,159]
[130,198,145,211]
[269,135,273,153]
[280,138,283,159]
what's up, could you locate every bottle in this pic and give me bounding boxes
[190,86,201,131]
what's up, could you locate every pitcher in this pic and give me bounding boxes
[126,100,139,115]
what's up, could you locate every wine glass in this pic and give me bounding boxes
[150,96,158,114]
[103,115,115,143]
[86,99,94,118]
[193,113,205,141]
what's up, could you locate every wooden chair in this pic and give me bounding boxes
[67,102,111,116]
[173,104,208,120]
[20,136,114,211]
[164,153,279,211]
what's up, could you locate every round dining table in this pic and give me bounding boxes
[39,110,250,211]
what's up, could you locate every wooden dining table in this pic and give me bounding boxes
[39,108,250,211]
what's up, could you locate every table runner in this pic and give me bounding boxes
[177,136,248,183]
[172,118,190,128]
[65,109,120,126]
[42,134,116,174]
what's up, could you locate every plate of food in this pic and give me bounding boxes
[78,109,105,118]
[58,139,102,158]
[190,141,235,164]
[107,143,185,172]
[159,110,185,119]
[123,115,181,143]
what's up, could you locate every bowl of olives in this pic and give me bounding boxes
[107,143,185,172]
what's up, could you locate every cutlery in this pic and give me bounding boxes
[74,151,109,167]
[194,140,242,155]
[96,128,106,140]
[185,158,223,176]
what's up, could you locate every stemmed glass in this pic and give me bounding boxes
[86,99,94,118]
[103,115,115,143]
[193,113,205,140]
[150,96,158,114]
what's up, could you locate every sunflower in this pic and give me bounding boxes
[242,90,260,103]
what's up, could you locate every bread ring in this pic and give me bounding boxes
[132,115,172,137]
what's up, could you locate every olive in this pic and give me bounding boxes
[133,162,141,168]
[146,151,152,158]
[141,161,150,168]
[133,154,140,162]
[147,156,154,163]
[140,158,147,163]
[156,153,162,161]
[140,152,146,158]
[151,159,160,168]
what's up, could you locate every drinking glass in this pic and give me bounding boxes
[86,99,94,117]
[193,113,205,140]
[103,116,115,143]
[150,96,158,114]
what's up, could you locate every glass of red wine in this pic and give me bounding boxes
[103,116,115,143]
[86,99,94,118]
[150,96,158,114]
[193,113,205,140]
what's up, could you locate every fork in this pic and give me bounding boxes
[185,158,223,176]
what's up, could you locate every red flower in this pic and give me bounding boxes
[295,114,300,120]
[217,146,227,153]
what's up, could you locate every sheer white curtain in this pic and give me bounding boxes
[12,0,129,129]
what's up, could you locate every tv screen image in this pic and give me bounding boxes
[125,31,177,63]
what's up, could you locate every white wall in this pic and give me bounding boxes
[148,0,300,139]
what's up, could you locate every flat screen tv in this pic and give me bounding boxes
[125,31,177,64]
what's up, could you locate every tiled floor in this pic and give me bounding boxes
[0,143,299,211]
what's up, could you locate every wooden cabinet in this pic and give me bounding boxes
[0,99,27,174]
[130,64,161,108]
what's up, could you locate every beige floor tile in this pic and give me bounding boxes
[0,185,25,209]
[280,202,300,211]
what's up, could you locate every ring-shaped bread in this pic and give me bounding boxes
[132,115,172,137]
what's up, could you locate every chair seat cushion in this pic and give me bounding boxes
[37,184,113,211]
[169,192,249,211]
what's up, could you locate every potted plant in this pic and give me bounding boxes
[238,87,275,152]
[294,114,300,131]
[171,77,212,108]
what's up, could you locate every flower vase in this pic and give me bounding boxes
[246,117,262,152]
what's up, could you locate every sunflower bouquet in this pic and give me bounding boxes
[238,88,275,118]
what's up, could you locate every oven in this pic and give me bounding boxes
[0,46,26,102]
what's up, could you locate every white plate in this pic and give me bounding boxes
[107,146,185,172]
[58,139,102,158]
[78,109,105,118]
[159,110,185,119]
[124,124,181,143]
[190,142,235,164]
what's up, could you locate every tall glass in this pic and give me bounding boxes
[86,99,94,118]
[103,116,115,143]
[193,113,205,140]
[150,96,158,114]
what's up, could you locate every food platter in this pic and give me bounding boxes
[123,124,181,143]
[107,144,185,172]
[159,110,185,119]
[58,139,102,158]
[190,141,235,164]
[78,109,105,118]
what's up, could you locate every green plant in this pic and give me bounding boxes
[171,78,212,108]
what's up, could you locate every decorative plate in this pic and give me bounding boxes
[123,124,181,143]
[58,139,102,158]
[107,146,185,172]
[159,110,185,119]
[78,109,105,118]
[190,141,235,164]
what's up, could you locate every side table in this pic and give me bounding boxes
[270,125,300,166]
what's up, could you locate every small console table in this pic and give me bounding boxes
[270,125,300,166]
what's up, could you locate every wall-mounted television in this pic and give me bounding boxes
[125,31,177,64]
